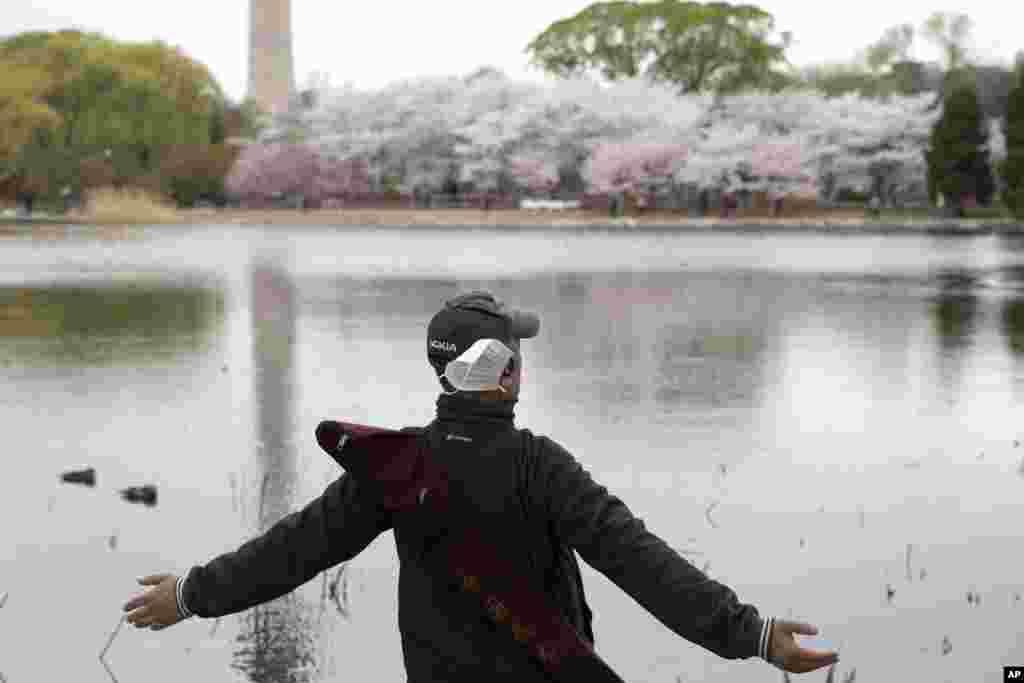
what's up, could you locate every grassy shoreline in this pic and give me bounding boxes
[1,207,1022,234]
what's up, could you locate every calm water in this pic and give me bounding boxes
[1,225,1022,683]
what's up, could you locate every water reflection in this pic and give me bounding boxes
[929,269,981,402]
[653,323,765,410]
[0,282,223,364]
[1003,297,1024,401]
[998,265,1024,358]
[1004,298,1024,357]
[232,262,323,683]
[3,228,1024,683]
[303,277,461,323]
[930,269,981,351]
[546,271,769,410]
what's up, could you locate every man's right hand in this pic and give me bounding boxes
[122,574,184,631]
[767,619,840,673]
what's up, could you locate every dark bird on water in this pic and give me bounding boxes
[119,485,157,507]
[60,467,96,487]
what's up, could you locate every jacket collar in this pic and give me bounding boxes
[435,392,516,425]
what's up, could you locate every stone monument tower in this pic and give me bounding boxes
[247,0,296,116]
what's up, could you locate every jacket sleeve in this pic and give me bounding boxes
[530,435,770,661]
[182,472,392,618]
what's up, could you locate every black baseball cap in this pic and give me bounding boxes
[426,291,540,379]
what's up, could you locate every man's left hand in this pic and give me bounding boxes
[767,619,839,673]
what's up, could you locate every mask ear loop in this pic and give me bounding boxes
[495,355,515,394]
[439,372,459,395]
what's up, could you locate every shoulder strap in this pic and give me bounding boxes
[315,419,625,683]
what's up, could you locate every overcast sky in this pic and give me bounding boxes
[8,0,1021,102]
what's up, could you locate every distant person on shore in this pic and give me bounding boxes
[16,191,34,216]
[868,195,881,218]
[720,192,737,219]
[120,291,839,680]
[61,186,73,214]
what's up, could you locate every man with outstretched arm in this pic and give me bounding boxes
[122,291,839,680]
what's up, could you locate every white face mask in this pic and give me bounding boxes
[443,338,514,393]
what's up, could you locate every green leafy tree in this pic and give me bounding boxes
[886,60,942,97]
[1001,66,1024,218]
[525,1,793,94]
[159,144,240,207]
[381,174,402,197]
[234,100,271,140]
[0,30,228,202]
[802,24,925,99]
[13,128,79,204]
[864,24,915,74]
[922,12,973,73]
[925,82,995,214]
[800,62,886,98]
[0,61,62,181]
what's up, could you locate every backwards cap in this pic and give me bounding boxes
[426,291,539,384]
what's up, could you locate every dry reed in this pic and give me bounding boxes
[75,187,182,225]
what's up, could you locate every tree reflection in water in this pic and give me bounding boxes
[1003,296,1024,404]
[930,268,980,352]
[1002,297,1024,357]
[232,261,324,683]
[0,281,224,364]
[929,268,980,402]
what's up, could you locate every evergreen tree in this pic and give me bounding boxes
[925,80,995,215]
[1001,66,1024,219]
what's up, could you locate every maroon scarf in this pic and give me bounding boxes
[315,420,625,682]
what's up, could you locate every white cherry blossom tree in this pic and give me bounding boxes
[242,69,975,208]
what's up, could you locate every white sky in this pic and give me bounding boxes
[7,0,1021,102]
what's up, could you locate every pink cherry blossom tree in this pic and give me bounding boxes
[584,143,689,193]
[225,143,372,205]
[749,142,815,196]
[507,157,559,194]
[312,155,371,202]
[225,143,319,202]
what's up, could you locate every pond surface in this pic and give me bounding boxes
[1,224,1022,683]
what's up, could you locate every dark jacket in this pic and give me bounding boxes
[181,393,769,681]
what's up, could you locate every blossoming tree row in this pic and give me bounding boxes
[228,70,989,204]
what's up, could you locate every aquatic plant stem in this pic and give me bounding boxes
[99,616,124,683]
[705,500,720,529]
